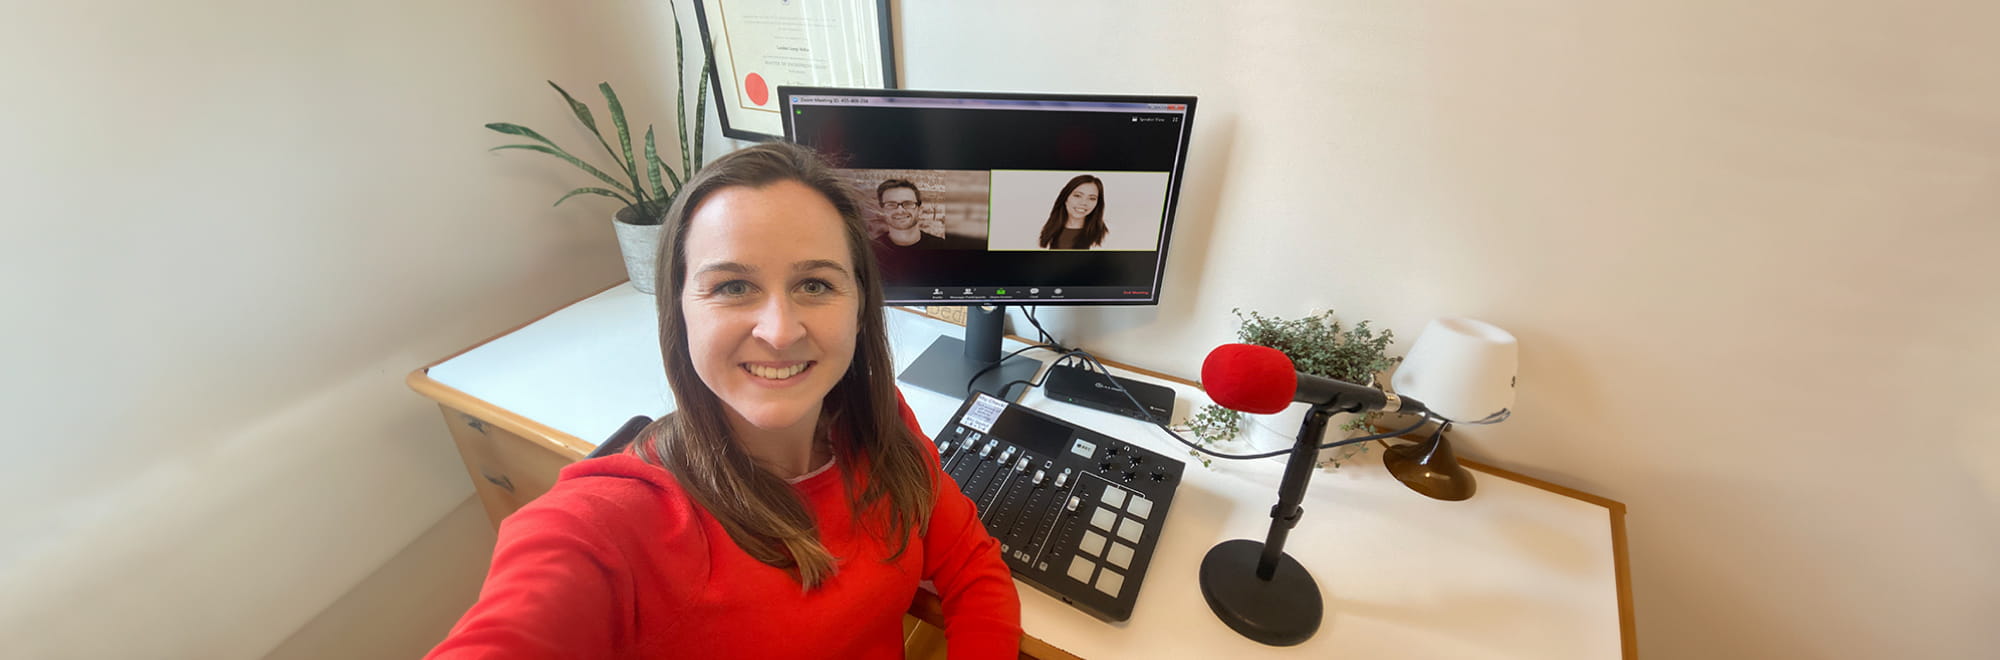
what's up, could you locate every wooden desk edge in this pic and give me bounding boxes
[406,370,592,459]
[1459,458,1636,658]
[404,280,629,456]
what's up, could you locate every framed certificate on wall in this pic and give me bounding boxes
[693,0,897,141]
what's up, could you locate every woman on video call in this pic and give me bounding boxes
[427,142,1022,659]
[1036,174,1106,250]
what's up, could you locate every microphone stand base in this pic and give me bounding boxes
[1198,539,1324,646]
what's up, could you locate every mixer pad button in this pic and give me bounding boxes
[1079,531,1107,556]
[1102,485,1127,509]
[1094,569,1125,596]
[1090,507,1117,532]
[1068,556,1096,583]
[1116,517,1145,544]
[1107,543,1135,569]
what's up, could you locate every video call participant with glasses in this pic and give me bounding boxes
[875,178,952,248]
[427,143,1023,659]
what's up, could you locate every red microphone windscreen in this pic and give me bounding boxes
[1200,344,1298,415]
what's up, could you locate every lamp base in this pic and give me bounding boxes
[1198,539,1323,646]
[1383,432,1477,501]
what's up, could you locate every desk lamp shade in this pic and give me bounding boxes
[1391,317,1517,421]
[1385,317,1517,501]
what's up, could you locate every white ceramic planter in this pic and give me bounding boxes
[1238,404,1373,469]
[612,216,664,295]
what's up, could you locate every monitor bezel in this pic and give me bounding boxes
[778,86,1198,308]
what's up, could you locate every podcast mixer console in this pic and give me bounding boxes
[935,393,1185,622]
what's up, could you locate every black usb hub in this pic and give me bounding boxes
[1042,364,1176,424]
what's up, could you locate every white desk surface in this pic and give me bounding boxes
[424,285,1630,659]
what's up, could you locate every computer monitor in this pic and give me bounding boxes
[780,87,1198,398]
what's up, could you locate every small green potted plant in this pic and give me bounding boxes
[1188,309,1400,469]
[484,13,711,294]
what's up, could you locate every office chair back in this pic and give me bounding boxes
[586,415,654,459]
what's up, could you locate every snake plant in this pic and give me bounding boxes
[485,11,712,225]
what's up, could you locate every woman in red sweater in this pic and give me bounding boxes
[429,142,1022,658]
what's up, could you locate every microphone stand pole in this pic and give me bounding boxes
[1198,403,1336,646]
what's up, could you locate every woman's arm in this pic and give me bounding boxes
[425,499,634,658]
[897,395,1024,660]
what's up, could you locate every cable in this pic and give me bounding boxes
[1164,416,1430,461]
[1023,306,1066,352]
[955,341,1441,461]
[1423,420,1448,446]
[961,342,1064,397]
[1047,348,1433,460]
[1451,408,1510,425]
[990,350,1079,400]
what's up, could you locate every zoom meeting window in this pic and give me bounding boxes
[781,90,1196,306]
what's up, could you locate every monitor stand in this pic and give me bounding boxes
[899,305,1043,399]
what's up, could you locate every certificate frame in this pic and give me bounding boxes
[693,0,897,141]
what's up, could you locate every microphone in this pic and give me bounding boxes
[1201,343,1426,416]
[1197,342,1434,645]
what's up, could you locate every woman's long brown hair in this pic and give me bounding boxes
[639,142,935,588]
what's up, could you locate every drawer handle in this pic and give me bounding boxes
[481,470,516,493]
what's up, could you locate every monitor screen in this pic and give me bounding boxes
[779,88,1197,307]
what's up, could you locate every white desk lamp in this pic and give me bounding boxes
[1385,317,1518,501]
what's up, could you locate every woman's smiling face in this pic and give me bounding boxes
[679,180,860,436]
[1066,182,1100,220]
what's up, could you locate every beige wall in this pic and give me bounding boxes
[899,1,2000,658]
[0,1,714,656]
[5,1,1993,658]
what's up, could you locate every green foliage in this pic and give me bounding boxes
[1319,441,1371,469]
[1188,402,1241,439]
[484,7,712,225]
[1184,404,1241,468]
[1233,309,1399,384]
[1190,308,1401,469]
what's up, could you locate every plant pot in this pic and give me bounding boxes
[612,207,666,294]
[1238,405,1373,469]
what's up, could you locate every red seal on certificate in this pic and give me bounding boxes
[745,73,770,106]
